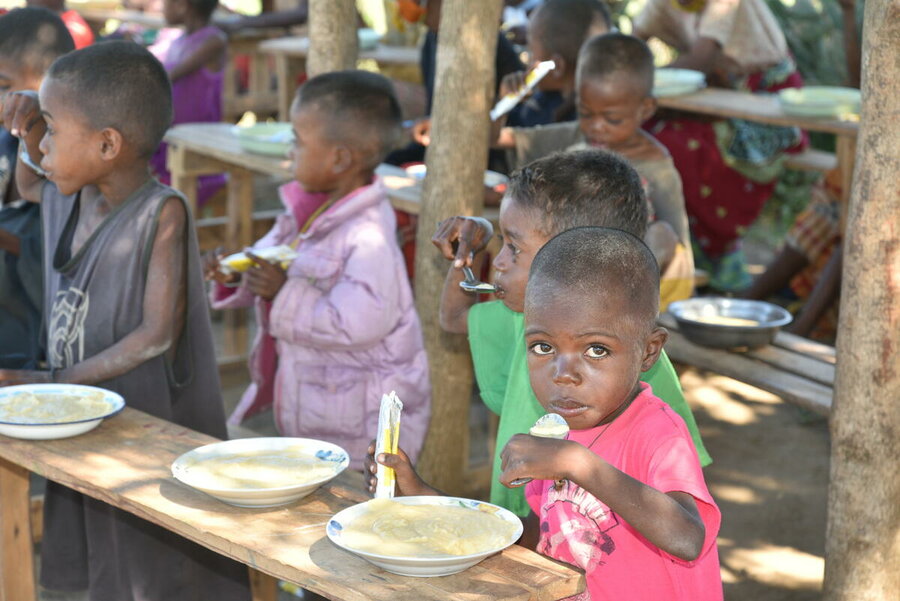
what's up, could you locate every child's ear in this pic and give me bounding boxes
[331,144,353,174]
[550,54,568,81]
[638,96,657,124]
[640,326,668,372]
[98,127,124,161]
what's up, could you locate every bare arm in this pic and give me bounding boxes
[668,37,723,76]
[501,436,707,561]
[167,31,226,81]
[430,216,494,335]
[220,4,308,33]
[59,197,187,384]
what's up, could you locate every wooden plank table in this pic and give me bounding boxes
[258,36,421,120]
[659,312,834,416]
[0,408,584,601]
[78,7,167,31]
[656,87,859,208]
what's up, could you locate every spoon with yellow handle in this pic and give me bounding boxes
[509,413,569,487]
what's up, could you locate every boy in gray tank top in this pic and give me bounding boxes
[1,42,250,600]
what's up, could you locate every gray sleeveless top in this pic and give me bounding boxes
[39,179,249,600]
[41,178,227,438]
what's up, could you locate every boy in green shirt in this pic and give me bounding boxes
[432,149,711,517]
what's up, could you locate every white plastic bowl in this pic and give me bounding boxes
[0,384,125,440]
[171,437,349,508]
[327,496,523,577]
[778,86,861,118]
[232,123,293,157]
[654,68,706,97]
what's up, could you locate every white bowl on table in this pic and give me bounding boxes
[326,496,523,577]
[0,384,125,440]
[777,86,861,118]
[232,123,293,157]
[653,68,706,97]
[404,164,509,189]
[171,437,349,508]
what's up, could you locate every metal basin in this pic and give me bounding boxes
[667,298,793,350]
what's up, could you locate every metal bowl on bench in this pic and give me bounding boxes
[667,298,793,350]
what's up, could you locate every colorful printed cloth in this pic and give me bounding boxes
[647,59,806,291]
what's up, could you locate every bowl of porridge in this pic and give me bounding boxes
[171,437,349,507]
[0,384,125,440]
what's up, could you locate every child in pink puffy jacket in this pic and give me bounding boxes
[204,71,430,468]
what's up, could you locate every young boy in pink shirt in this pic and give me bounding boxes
[369,226,722,600]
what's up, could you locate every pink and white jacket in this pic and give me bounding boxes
[211,179,431,468]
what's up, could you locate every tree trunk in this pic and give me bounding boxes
[823,0,900,599]
[413,0,503,494]
[307,0,357,77]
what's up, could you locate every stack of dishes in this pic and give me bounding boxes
[404,164,509,189]
[653,68,706,97]
[777,87,861,118]
[232,123,293,157]
[0,384,125,440]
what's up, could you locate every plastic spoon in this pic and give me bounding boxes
[509,413,569,487]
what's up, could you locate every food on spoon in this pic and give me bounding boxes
[529,413,569,438]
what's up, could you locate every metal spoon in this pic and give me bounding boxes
[459,266,496,294]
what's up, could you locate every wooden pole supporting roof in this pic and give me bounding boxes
[824,0,900,598]
[413,0,504,494]
[307,0,358,77]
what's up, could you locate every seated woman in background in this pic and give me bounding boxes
[150,0,227,208]
[632,0,806,292]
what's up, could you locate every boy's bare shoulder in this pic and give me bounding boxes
[628,130,672,163]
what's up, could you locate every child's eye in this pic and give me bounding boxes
[585,345,609,359]
[507,243,520,256]
[605,117,624,126]
[529,342,553,356]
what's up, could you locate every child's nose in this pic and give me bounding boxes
[492,248,508,272]
[553,355,581,385]
[38,133,49,156]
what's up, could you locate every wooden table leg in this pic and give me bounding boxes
[275,55,306,122]
[248,569,278,601]
[168,143,200,218]
[274,55,291,122]
[223,167,254,359]
[0,457,36,601]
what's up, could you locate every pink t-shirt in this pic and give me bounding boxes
[525,384,723,601]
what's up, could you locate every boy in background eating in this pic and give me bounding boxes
[0,7,74,369]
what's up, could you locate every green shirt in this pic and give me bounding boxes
[469,300,712,517]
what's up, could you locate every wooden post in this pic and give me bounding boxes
[823,0,900,599]
[307,0,358,77]
[413,0,503,493]
[0,457,35,601]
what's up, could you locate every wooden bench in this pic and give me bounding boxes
[659,312,834,416]
[784,149,838,173]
